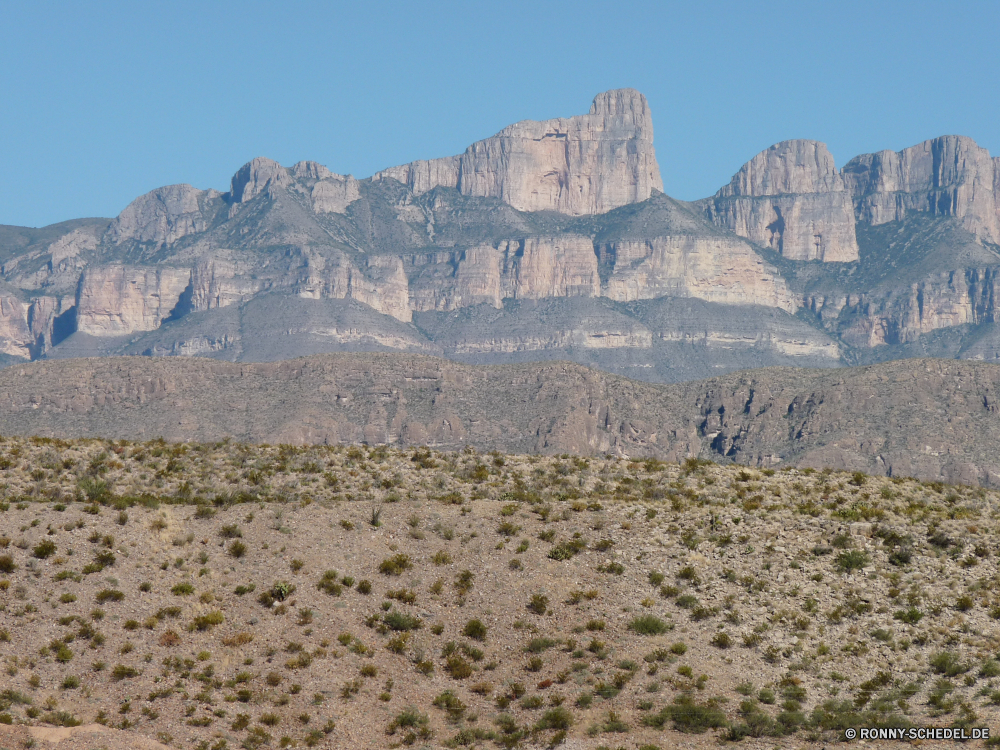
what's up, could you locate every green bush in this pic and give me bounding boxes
[111,664,140,681]
[630,615,670,635]
[33,540,57,559]
[383,611,422,632]
[378,554,412,576]
[834,550,870,572]
[463,619,487,641]
[189,611,224,631]
[929,651,969,677]
[893,607,923,625]
[642,693,727,734]
[527,594,549,616]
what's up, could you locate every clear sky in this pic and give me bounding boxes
[3,0,999,228]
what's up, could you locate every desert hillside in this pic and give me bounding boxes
[3,354,1000,486]
[1,437,1000,748]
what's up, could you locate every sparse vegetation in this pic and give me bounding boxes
[0,439,994,748]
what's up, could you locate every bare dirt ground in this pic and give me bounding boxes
[1,437,999,749]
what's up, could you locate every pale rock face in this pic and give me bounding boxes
[230,157,292,203]
[76,266,192,335]
[374,157,461,195]
[450,327,653,354]
[499,236,600,299]
[296,253,413,322]
[189,260,262,312]
[48,226,100,264]
[809,267,1000,347]
[27,296,73,352]
[0,296,30,358]
[374,89,663,216]
[843,136,1000,244]
[600,237,798,312]
[311,176,360,214]
[407,247,503,312]
[708,140,860,262]
[291,161,334,181]
[105,184,216,246]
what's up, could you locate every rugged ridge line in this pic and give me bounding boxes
[2,353,1000,486]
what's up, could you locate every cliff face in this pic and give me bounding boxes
[843,135,1000,244]
[75,266,192,335]
[5,88,1000,382]
[374,89,663,216]
[706,140,860,262]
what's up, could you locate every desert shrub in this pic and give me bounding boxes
[317,570,343,596]
[527,594,549,615]
[548,538,586,561]
[432,550,452,565]
[445,656,473,679]
[526,638,557,654]
[644,693,727,733]
[33,540,57,559]
[929,651,969,677]
[834,550,870,572]
[111,664,140,681]
[387,708,430,738]
[189,611,224,631]
[432,690,466,722]
[710,632,732,649]
[379,554,412,576]
[171,583,195,596]
[95,589,124,603]
[630,615,670,635]
[258,582,295,606]
[383,611,422,632]
[463,619,487,641]
[0,555,15,574]
[893,607,923,625]
[228,540,247,558]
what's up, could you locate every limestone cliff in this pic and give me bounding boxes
[843,135,1000,244]
[706,140,860,262]
[374,89,663,215]
[599,236,797,311]
[75,266,192,335]
[806,267,1000,348]
[0,295,30,358]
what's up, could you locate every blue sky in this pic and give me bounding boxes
[2,0,998,227]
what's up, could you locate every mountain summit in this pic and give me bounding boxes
[0,89,999,382]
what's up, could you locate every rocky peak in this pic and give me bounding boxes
[230,157,292,203]
[707,140,859,262]
[374,88,663,216]
[717,140,845,197]
[105,184,217,247]
[843,135,1000,243]
[291,160,334,181]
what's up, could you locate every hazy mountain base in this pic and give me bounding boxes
[0,440,998,749]
[1,354,1000,486]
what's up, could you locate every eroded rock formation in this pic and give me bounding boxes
[844,135,1000,244]
[375,88,663,215]
[706,140,860,262]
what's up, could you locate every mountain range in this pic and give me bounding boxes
[2,88,1000,382]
